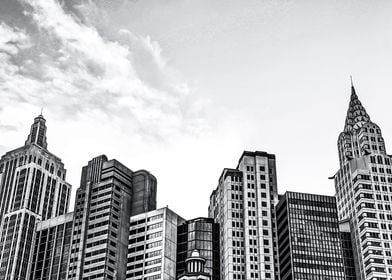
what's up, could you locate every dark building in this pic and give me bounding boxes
[30,212,73,280]
[177,218,220,280]
[276,192,345,280]
[339,220,356,280]
[177,250,211,280]
[66,155,157,280]
[0,115,71,280]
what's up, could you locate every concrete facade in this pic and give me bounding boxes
[334,84,392,279]
[209,151,279,280]
[127,207,184,280]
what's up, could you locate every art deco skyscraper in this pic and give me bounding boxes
[209,151,279,280]
[0,115,71,280]
[334,83,392,279]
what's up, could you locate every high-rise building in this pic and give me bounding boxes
[30,212,74,280]
[176,217,220,280]
[276,191,345,279]
[209,151,279,280]
[127,207,184,280]
[0,115,71,280]
[333,83,392,279]
[66,155,157,280]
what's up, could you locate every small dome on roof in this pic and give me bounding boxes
[191,250,200,257]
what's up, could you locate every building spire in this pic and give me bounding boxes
[344,79,370,132]
[25,114,48,149]
[350,76,357,97]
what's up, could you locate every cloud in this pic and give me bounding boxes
[0,22,30,78]
[0,23,31,56]
[0,0,205,140]
[0,123,19,132]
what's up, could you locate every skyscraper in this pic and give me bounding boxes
[334,83,392,279]
[0,115,71,280]
[209,151,279,280]
[177,217,220,280]
[66,155,157,280]
[276,191,345,279]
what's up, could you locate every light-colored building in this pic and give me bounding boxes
[209,151,279,280]
[127,207,185,280]
[334,83,392,279]
[0,115,71,280]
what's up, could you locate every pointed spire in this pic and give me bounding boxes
[25,114,48,149]
[344,79,370,132]
[350,76,357,98]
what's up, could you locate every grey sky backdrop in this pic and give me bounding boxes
[1,0,392,219]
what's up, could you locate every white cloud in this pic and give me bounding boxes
[0,23,30,82]
[0,23,31,56]
[0,0,204,140]
[0,0,212,218]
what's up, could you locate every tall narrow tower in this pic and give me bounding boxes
[334,83,392,279]
[0,115,71,280]
[209,151,279,280]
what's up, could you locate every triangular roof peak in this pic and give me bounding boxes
[25,114,48,149]
[344,80,370,132]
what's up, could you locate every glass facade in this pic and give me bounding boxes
[339,220,356,280]
[277,192,345,280]
[177,218,220,280]
[30,213,73,280]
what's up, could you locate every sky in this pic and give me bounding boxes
[1,0,392,219]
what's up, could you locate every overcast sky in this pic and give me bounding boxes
[1,0,392,219]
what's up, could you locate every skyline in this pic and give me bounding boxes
[0,84,387,219]
[1,0,392,219]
